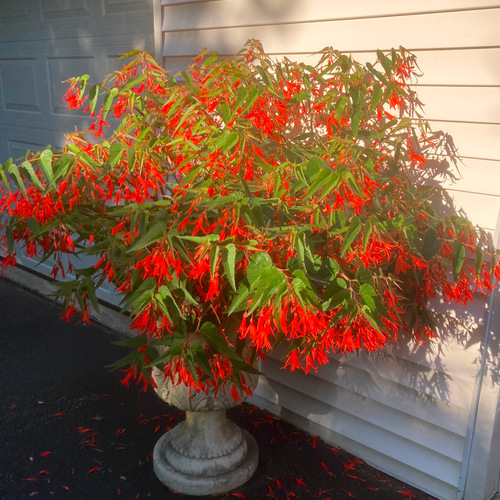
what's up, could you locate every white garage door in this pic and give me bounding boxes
[0,0,154,159]
[0,0,154,303]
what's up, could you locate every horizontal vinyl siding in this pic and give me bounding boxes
[159,3,500,499]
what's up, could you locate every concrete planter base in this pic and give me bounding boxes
[151,364,259,495]
[153,409,258,495]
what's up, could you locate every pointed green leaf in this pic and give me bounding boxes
[8,163,27,197]
[341,216,362,257]
[422,228,440,260]
[475,248,484,277]
[200,321,235,358]
[107,143,124,168]
[111,334,148,348]
[351,110,363,138]
[335,97,348,122]
[127,223,165,253]
[370,83,383,110]
[102,87,119,120]
[39,149,54,182]
[88,84,99,114]
[223,243,237,291]
[21,161,44,190]
[452,239,466,280]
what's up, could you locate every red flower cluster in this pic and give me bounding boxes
[1,43,498,397]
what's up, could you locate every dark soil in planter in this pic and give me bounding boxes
[0,275,436,500]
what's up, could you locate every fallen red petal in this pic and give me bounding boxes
[76,427,92,434]
[400,490,417,498]
[23,478,38,482]
[296,478,307,487]
[321,462,335,477]
[347,473,366,481]
[343,458,364,470]
[87,466,101,474]
[39,451,51,457]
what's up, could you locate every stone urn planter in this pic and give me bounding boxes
[151,367,259,496]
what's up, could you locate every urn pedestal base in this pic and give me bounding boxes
[153,409,258,496]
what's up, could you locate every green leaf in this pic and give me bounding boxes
[392,117,412,133]
[318,171,340,201]
[189,342,213,378]
[210,244,220,277]
[452,239,466,280]
[127,223,165,253]
[215,130,239,153]
[230,357,262,375]
[306,156,323,177]
[88,84,99,115]
[21,161,44,190]
[200,321,235,359]
[107,143,124,168]
[370,83,383,110]
[246,252,273,285]
[223,243,237,291]
[240,86,260,115]
[227,283,251,315]
[111,334,148,348]
[218,102,232,124]
[341,216,362,257]
[377,49,393,76]
[202,55,218,68]
[475,248,484,277]
[102,87,119,120]
[335,97,348,122]
[106,350,140,371]
[366,62,389,85]
[292,90,311,103]
[351,110,363,138]
[120,277,156,313]
[422,228,440,260]
[234,86,249,111]
[247,268,287,314]
[180,71,193,86]
[7,163,27,197]
[360,283,377,297]
[39,149,54,182]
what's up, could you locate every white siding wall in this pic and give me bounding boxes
[157,2,500,499]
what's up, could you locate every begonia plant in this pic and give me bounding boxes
[1,41,499,398]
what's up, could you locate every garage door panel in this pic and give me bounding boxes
[41,0,92,21]
[0,0,33,24]
[0,58,42,113]
[104,0,153,15]
[7,139,49,162]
